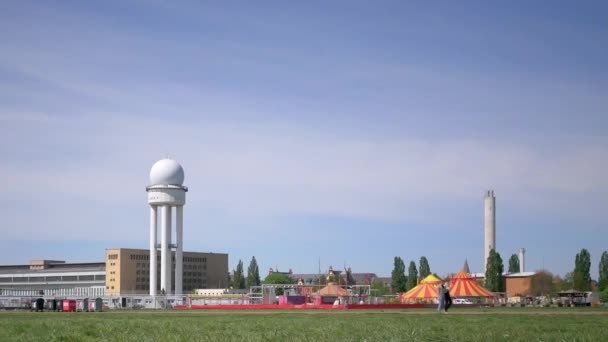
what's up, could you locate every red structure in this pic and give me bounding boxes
[62,300,76,312]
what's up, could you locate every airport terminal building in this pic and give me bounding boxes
[0,260,106,297]
[105,248,228,296]
[0,249,228,298]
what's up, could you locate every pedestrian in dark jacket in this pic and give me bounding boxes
[443,282,452,313]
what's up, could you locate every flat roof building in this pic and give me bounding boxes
[0,260,106,297]
[0,247,229,298]
[105,248,228,296]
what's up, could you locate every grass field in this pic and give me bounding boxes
[1,308,608,341]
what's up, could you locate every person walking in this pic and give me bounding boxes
[436,283,445,313]
[443,282,452,313]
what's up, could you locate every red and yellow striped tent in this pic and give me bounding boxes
[400,275,443,302]
[449,271,495,297]
[420,274,442,284]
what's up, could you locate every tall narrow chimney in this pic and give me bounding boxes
[519,248,526,273]
[484,190,496,272]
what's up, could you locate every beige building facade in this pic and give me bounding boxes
[105,248,228,296]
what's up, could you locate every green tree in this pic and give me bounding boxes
[573,248,592,291]
[246,256,261,288]
[561,272,575,291]
[598,251,608,292]
[600,288,608,303]
[419,256,431,279]
[233,260,246,289]
[508,254,520,274]
[391,257,407,293]
[485,249,504,292]
[530,271,555,297]
[406,261,418,290]
[263,272,292,295]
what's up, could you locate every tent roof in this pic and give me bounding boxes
[452,271,472,279]
[420,274,442,284]
[449,275,495,297]
[401,282,440,300]
[315,282,349,297]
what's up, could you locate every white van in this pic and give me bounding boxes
[453,298,473,304]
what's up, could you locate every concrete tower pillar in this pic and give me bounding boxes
[484,190,496,272]
[161,205,172,294]
[175,205,184,295]
[149,206,158,296]
[166,205,173,294]
[519,248,526,273]
[147,158,187,299]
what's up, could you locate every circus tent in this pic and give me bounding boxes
[314,282,349,297]
[449,271,495,297]
[420,274,442,284]
[400,275,444,301]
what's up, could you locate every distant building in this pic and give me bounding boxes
[267,267,293,277]
[0,260,105,297]
[105,248,228,296]
[504,272,536,298]
[284,266,382,286]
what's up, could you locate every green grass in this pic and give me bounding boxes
[1,308,607,341]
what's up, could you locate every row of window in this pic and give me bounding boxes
[136,277,150,283]
[133,270,206,277]
[0,275,105,282]
[130,254,151,261]
[133,282,208,291]
[129,254,209,263]
[110,254,210,262]
[185,257,207,263]
[134,263,206,270]
[135,278,204,285]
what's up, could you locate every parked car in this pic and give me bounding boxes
[453,298,474,304]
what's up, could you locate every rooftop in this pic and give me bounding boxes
[0,261,105,275]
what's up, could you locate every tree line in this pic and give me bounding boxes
[390,249,608,298]
[231,257,362,291]
[231,256,261,289]
[233,250,608,299]
[390,256,432,293]
[486,248,608,295]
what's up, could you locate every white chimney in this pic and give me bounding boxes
[484,190,496,272]
[519,248,526,273]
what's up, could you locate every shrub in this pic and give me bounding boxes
[599,288,608,303]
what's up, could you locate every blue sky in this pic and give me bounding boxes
[0,1,607,279]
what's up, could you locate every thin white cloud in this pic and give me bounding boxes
[1,113,607,241]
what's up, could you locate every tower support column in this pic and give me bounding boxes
[161,205,172,294]
[175,205,184,295]
[149,206,158,296]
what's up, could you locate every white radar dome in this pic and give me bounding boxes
[149,159,185,186]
